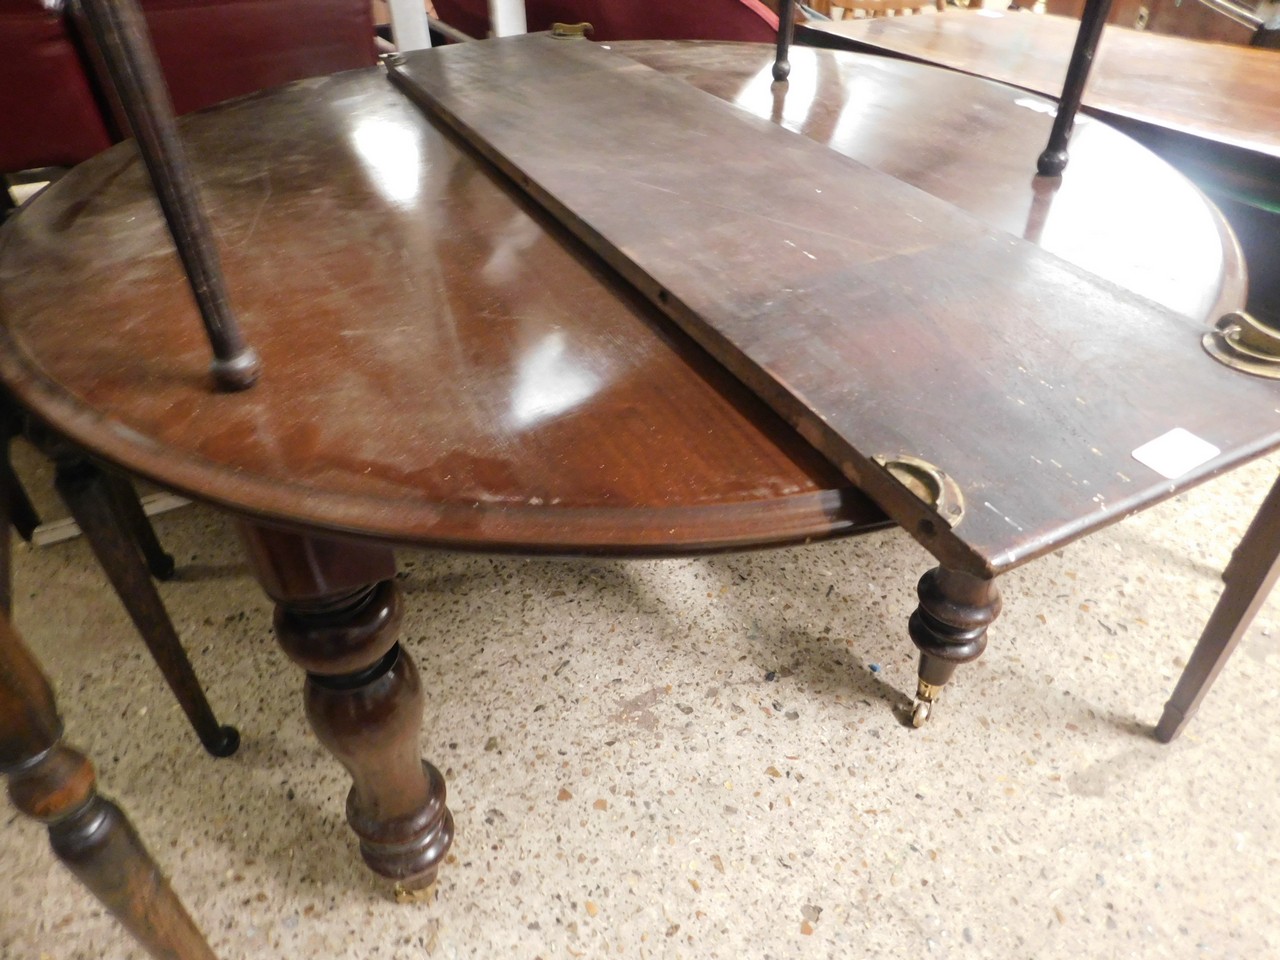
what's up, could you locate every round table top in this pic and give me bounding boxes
[0,40,1245,555]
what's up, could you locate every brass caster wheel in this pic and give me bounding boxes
[911,700,931,728]
[393,879,438,904]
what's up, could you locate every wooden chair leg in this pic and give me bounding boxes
[0,395,34,618]
[2,454,41,543]
[100,469,177,580]
[53,454,238,757]
[1156,473,1280,742]
[1,615,219,960]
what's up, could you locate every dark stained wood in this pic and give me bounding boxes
[0,38,1264,877]
[1037,0,1115,175]
[48,447,239,757]
[101,469,177,580]
[774,0,797,80]
[1156,473,1280,742]
[0,616,218,960]
[800,10,1280,166]
[238,523,453,890]
[391,36,1280,577]
[796,12,1280,322]
[71,0,260,390]
[907,566,1001,724]
[1040,0,1258,46]
[0,46,1244,559]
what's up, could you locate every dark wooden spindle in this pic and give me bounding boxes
[1037,0,1116,176]
[70,0,261,391]
[773,0,797,81]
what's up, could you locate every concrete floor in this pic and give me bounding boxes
[2,449,1278,960]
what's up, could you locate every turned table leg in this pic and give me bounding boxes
[907,565,1002,727]
[238,523,453,894]
[1,616,217,960]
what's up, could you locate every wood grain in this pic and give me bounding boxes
[391,36,1280,576]
[801,10,1280,162]
[0,43,1252,560]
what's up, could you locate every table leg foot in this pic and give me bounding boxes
[907,565,1001,726]
[240,525,454,889]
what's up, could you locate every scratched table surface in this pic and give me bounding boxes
[799,9,1280,163]
[0,40,1260,563]
[388,36,1280,576]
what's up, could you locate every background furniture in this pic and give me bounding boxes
[1,613,218,959]
[798,9,1280,325]
[827,0,944,19]
[0,0,377,192]
[1038,0,1266,45]
[430,0,779,41]
[0,0,372,752]
[0,394,239,756]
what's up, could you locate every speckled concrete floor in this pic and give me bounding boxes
[2,447,1277,960]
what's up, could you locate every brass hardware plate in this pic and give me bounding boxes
[1203,311,1280,379]
[551,22,592,39]
[873,454,965,526]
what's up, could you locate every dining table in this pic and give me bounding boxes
[0,37,1273,895]
[799,8,1280,320]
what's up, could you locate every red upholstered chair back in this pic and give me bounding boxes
[0,0,112,171]
[432,0,780,42]
[0,0,377,176]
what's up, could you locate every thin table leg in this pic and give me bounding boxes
[100,469,177,581]
[237,523,453,895]
[1156,474,1280,743]
[1,616,218,960]
[907,565,1002,727]
[52,455,239,758]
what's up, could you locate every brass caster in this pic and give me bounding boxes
[393,879,439,904]
[911,700,932,728]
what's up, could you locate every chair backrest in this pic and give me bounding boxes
[431,0,780,42]
[0,0,113,171]
[0,0,377,176]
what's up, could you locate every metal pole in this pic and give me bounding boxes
[387,0,432,51]
[1037,0,1115,176]
[773,0,797,82]
[71,0,261,391]
[488,0,527,37]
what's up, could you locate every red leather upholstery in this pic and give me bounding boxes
[1,0,376,175]
[0,1,111,171]
[432,0,780,42]
[140,0,377,116]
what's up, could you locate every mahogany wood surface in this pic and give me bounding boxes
[392,36,1278,577]
[238,524,454,888]
[800,10,1280,163]
[0,42,1247,560]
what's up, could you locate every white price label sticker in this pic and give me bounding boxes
[1131,428,1220,480]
